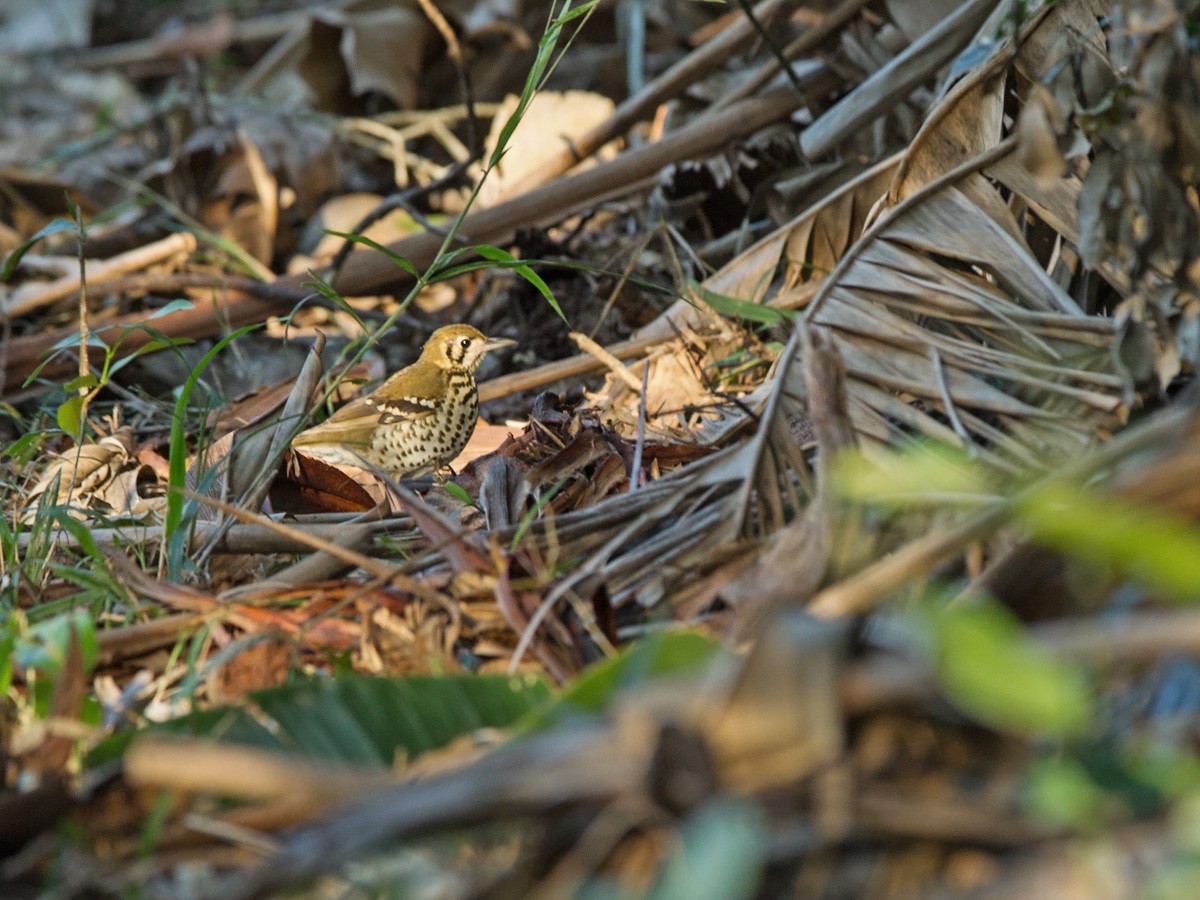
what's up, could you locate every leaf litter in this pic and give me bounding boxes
[2,0,1200,896]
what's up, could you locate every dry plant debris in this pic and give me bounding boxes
[2,0,1200,897]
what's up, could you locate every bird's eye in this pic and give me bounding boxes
[460,338,471,349]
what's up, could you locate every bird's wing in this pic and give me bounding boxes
[294,372,442,446]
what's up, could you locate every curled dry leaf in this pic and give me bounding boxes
[24,428,164,523]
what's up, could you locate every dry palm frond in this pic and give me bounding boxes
[495,0,1137,628]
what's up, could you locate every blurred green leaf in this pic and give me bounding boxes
[0,614,18,695]
[100,673,551,769]
[648,799,765,900]
[17,609,98,678]
[3,431,43,462]
[1025,757,1107,829]
[523,631,724,730]
[832,441,991,503]
[148,298,195,319]
[926,598,1093,737]
[1017,483,1200,602]
[56,394,84,436]
[1,218,77,280]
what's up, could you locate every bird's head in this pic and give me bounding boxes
[421,324,516,372]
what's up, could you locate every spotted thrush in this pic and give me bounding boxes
[292,324,515,478]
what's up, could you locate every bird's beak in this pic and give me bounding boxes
[486,336,517,351]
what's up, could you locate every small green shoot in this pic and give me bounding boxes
[164,324,258,579]
[443,482,475,506]
[512,476,569,551]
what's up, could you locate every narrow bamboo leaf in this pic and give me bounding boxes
[690,282,794,326]
[323,229,420,277]
[556,0,600,23]
[108,338,195,376]
[475,244,567,323]
[50,331,109,352]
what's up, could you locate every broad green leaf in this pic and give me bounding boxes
[86,707,281,768]
[1017,483,1200,602]
[101,673,552,769]
[56,394,84,436]
[62,373,100,393]
[1,218,77,280]
[2,431,43,462]
[1024,757,1107,829]
[927,599,1093,737]
[17,609,98,676]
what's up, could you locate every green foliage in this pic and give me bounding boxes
[522,630,724,730]
[832,441,992,503]
[320,230,419,279]
[689,282,794,326]
[11,608,98,719]
[474,244,567,322]
[1015,483,1200,602]
[923,596,1093,737]
[645,800,765,900]
[95,672,552,769]
[579,799,765,900]
[164,324,258,579]
[835,438,1200,602]
[27,299,196,444]
[1025,757,1110,829]
[442,481,475,506]
[511,476,568,551]
[487,2,599,169]
[0,218,77,280]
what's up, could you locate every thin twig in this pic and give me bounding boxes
[731,0,810,97]
[629,364,650,492]
[568,332,643,393]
